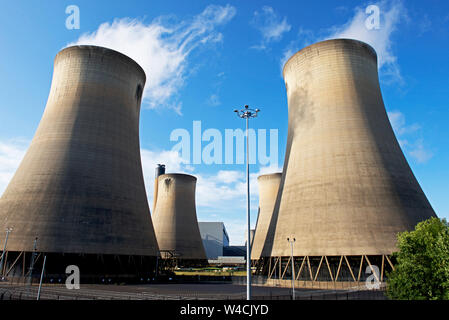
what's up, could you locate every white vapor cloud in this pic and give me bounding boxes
[326,0,407,83]
[69,4,236,114]
[251,6,291,50]
[281,0,406,83]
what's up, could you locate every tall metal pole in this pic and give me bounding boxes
[234,105,260,301]
[245,114,251,301]
[36,255,47,300]
[0,228,12,279]
[288,237,296,300]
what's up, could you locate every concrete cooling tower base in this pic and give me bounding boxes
[256,254,394,287]
[1,251,157,284]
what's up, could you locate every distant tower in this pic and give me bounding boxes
[153,164,166,212]
[152,173,207,264]
[262,39,436,284]
[0,45,159,281]
[251,173,281,261]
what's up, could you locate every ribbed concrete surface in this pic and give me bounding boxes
[0,45,159,256]
[152,174,207,260]
[251,173,281,260]
[262,39,436,257]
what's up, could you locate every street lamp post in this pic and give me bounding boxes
[234,105,260,301]
[0,227,13,279]
[287,237,296,300]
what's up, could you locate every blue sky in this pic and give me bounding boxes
[0,0,448,244]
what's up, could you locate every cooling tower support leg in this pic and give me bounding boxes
[344,256,357,282]
[385,255,395,271]
[0,251,7,277]
[296,257,306,281]
[324,256,333,282]
[314,256,324,281]
[263,255,393,286]
[4,251,23,277]
[364,255,380,284]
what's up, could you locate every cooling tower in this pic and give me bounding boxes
[0,45,159,281]
[261,39,436,284]
[152,174,207,264]
[251,173,281,261]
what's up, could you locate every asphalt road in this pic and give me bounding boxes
[0,282,386,300]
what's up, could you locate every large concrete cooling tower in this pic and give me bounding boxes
[261,39,436,285]
[0,45,159,282]
[251,173,281,261]
[152,174,207,265]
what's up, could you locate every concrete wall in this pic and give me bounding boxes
[262,39,436,258]
[0,45,159,256]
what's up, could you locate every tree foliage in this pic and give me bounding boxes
[386,217,449,300]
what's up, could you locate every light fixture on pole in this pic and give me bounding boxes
[0,227,13,279]
[234,105,260,301]
[287,237,296,300]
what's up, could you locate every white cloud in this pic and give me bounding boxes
[0,139,29,196]
[388,111,420,135]
[281,1,406,83]
[207,94,221,106]
[69,4,236,114]
[251,6,291,50]
[408,139,433,164]
[326,0,407,83]
[387,110,433,163]
[216,170,243,184]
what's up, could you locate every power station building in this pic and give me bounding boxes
[0,45,160,282]
[152,173,207,265]
[256,39,436,285]
[198,222,230,259]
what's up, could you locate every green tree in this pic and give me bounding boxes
[386,217,449,300]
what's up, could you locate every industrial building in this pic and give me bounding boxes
[198,222,230,259]
[198,222,247,265]
[152,173,207,265]
[256,39,436,285]
[0,45,160,282]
